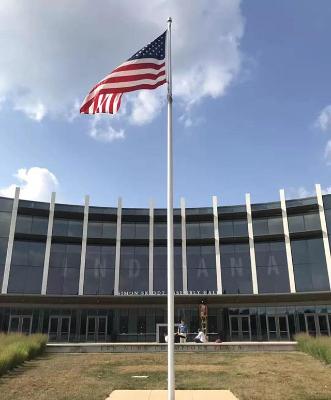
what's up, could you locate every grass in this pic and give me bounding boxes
[0,333,47,376]
[0,352,331,400]
[296,333,331,365]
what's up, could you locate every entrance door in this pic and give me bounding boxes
[229,316,251,341]
[267,315,289,340]
[156,323,180,343]
[305,314,317,336]
[8,315,32,334]
[48,316,71,342]
[86,316,107,342]
[317,314,330,336]
[305,313,330,336]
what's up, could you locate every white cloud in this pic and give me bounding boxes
[325,140,331,165]
[286,186,313,199]
[89,116,125,143]
[129,90,165,126]
[286,184,331,199]
[14,99,46,122]
[0,0,244,128]
[316,105,331,132]
[0,167,58,201]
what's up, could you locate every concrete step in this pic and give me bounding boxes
[46,341,297,353]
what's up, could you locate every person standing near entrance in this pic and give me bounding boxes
[177,320,188,343]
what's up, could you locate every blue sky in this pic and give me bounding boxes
[0,0,331,208]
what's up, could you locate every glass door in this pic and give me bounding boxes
[48,316,71,342]
[229,316,251,341]
[156,323,180,343]
[8,315,32,334]
[317,314,330,336]
[86,316,107,342]
[305,314,317,336]
[267,315,289,340]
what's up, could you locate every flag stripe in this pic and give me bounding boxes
[82,74,166,105]
[80,31,167,115]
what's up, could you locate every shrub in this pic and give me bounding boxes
[296,333,331,365]
[0,333,47,376]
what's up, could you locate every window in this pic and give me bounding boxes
[291,238,329,292]
[7,241,45,294]
[186,245,217,291]
[288,212,321,233]
[219,219,248,237]
[253,217,283,236]
[153,246,182,292]
[186,222,214,240]
[121,222,149,240]
[0,211,11,237]
[0,198,13,212]
[154,222,182,240]
[220,243,252,294]
[15,215,48,235]
[119,246,149,292]
[84,245,116,295]
[52,218,83,237]
[87,221,117,239]
[255,241,290,293]
[47,243,81,295]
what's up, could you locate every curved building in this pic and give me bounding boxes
[0,185,330,342]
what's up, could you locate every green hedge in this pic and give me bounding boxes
[0,333,47,376]
[296,333,331,365]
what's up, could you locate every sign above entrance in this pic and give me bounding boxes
[117,290,218,296]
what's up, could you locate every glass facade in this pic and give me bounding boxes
[255,241,290,293]
[219,219,248,237]
[8,240,45,294]
[187,245,217,292]
[253,216,283,236]
[15,214,48,236]
[186,222,214,240]
[153,246,182,292]
[0,194,331,342]
[291,238,329,292]
[52,218,83,237]
[47,243,81,295]
[0,197,13,287]
[0,304,330,342]
[87,221,116,239]
[288,212,321,233]
[220,243,253,294]
[119,246,149,292]
[84,245,116,295]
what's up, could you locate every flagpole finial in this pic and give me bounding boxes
[167,16,172,23]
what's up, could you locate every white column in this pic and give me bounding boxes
[114,197,122,295]
[280,189,296,293]
[41,191,56,295]
[315,184,331,289]
[78,195,89,295]
[212,196,222,294]
[149,199,154,294]
[245,193,258,294]
[180,197,188,293]
[1,187,20,294]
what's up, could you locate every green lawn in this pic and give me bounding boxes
[0,351,330,400]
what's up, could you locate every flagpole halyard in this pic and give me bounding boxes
[166,16,175,400]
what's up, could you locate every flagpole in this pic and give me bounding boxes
[166,16,175,400]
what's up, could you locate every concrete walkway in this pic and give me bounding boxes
[106,390,238,400]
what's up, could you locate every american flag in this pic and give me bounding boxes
[80,31,167,115]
